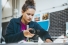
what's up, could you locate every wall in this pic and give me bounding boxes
[0,0,2,41]
[2,0,68,22]
[66,22,68,30]
[18,0,68,15]
[2,0,12,22]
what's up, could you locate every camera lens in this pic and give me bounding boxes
[29,29,35,34]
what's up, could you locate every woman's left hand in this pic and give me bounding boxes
[45,39,52,43]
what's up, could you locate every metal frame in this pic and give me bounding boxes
[0,0,2,43]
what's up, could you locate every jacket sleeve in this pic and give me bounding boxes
[34,22,53,42]
[5,18,25,43]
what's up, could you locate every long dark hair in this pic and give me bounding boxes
[22,0,36,12]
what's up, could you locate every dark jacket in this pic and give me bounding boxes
[5,16,52,43]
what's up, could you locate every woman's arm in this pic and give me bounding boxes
[34,22,53,42]
[5,18,25,43]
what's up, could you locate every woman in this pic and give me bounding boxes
[5,0,53,43]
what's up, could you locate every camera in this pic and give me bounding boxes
[29,28,40,34]
[29,29,35,34]
[28,28,40,42]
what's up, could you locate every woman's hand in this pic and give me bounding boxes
[45,39,52,43]
[23,28,35,38]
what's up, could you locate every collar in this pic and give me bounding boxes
[15,16,22,24]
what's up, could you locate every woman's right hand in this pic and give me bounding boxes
[23,28,35,38]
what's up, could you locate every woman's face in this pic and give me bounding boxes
[22,8,35,23]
